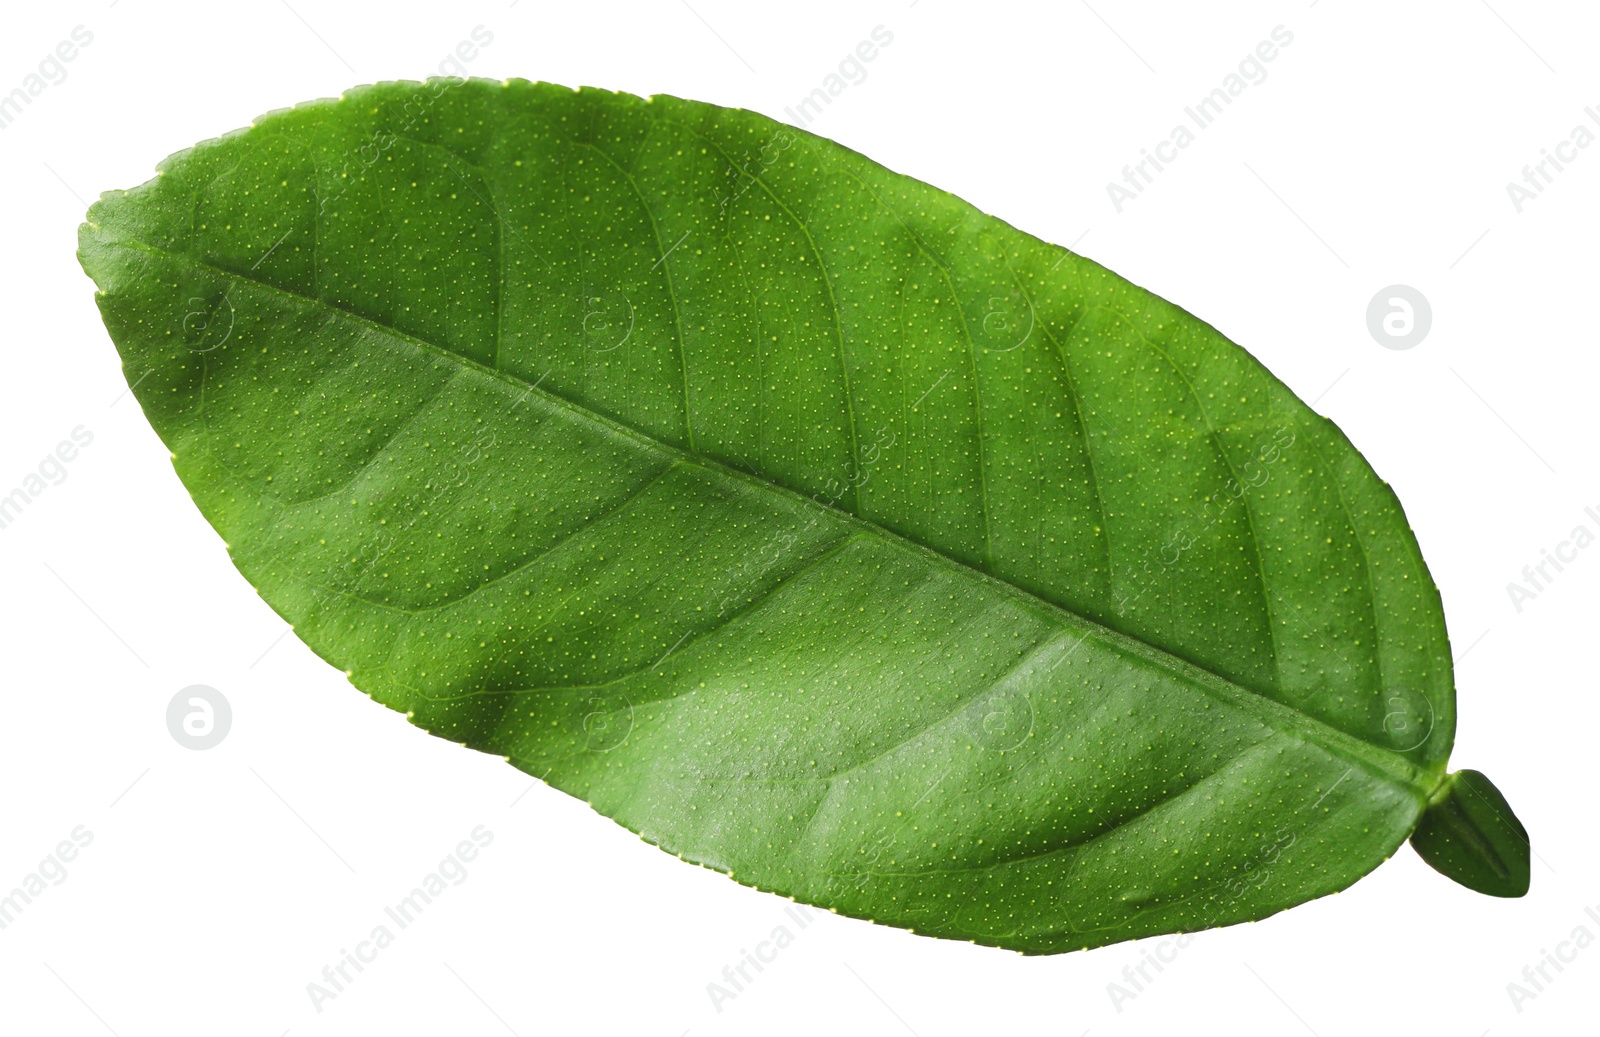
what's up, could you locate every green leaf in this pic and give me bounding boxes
[78,78,1526,953]
[1410,769,1531,898]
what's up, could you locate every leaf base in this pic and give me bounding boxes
[1409,769,1531,898]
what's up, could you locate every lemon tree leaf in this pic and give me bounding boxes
[78,78,1527,953]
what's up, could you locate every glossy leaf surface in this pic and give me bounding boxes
[79,78,1524,952]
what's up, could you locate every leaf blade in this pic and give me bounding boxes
[80,78,1496,951]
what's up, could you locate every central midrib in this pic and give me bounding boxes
[95,230,1441,800]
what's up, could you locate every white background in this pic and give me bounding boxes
[1,1,1595,1033]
